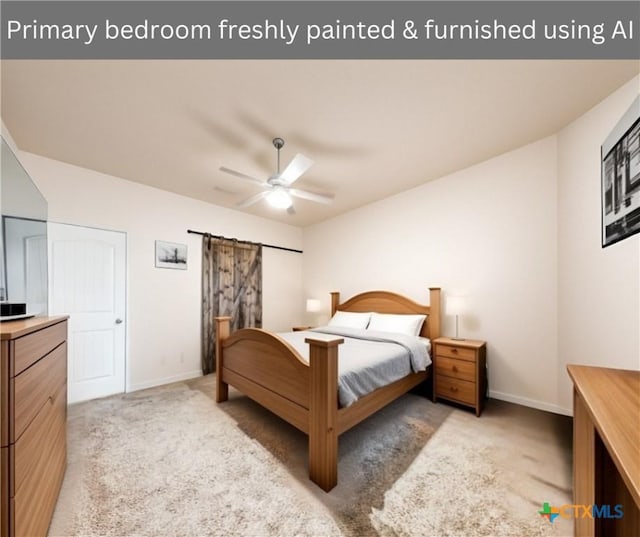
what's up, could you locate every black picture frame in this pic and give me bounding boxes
[602,97,640,248]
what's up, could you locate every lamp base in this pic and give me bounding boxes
[451,315,465,342]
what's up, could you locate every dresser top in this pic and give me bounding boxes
[0,315,69,340]
[434,336,486,349]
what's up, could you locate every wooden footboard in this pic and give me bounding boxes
[215,317,344,491]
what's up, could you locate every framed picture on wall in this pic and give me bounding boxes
[601,95,640,248]
[155,240,188,270]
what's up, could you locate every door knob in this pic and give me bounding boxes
[115,318,123,324]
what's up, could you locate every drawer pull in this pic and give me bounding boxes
[451,348,458,354]
[452,365,458,372]
[450,386,458,392]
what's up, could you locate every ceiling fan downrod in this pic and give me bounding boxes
[273,137,285,174]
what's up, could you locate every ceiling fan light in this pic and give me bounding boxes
[266,188,293,209]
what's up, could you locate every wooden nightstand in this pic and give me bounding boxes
[433,337,487,416]
[292,326,312,332]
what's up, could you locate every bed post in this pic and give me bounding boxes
[215,316,231,403]
[330,292,340,316]
[306,336,343,492]
[429,288,441,339]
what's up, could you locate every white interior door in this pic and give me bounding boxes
[48,223,126,404]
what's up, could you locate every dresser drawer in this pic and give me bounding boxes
[436,344,476,362]
[436,375,476,405]
[14,414,66,537]
[14,382,66,497]
[436,356,475,382]
[14,343,67,442]
[14,322,67,376]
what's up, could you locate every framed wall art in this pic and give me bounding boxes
[602,95,640,248]
[155,240,187,269]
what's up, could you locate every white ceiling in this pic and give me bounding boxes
[2,60,638,226]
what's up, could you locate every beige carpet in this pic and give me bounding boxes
[49,374,573,536]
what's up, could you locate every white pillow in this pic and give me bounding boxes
[367,313,426,336]
[327,311,372,329]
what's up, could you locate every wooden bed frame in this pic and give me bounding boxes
[215,288,441,491]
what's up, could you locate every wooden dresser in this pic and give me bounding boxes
[1,316,68,537]
[567,365,639,537]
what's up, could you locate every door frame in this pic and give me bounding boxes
[47,220,130,395]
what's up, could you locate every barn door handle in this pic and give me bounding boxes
[115,318,123,324]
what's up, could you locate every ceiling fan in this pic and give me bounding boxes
[219,137,334,214]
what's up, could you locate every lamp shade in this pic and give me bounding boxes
[446,296,466,316]
[306,299,322,313]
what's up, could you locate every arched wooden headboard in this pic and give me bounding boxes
[329,288,441,340]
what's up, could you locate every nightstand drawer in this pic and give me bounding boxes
[436,344,476,362]
[436,375,475,405]
[435,356,475,382]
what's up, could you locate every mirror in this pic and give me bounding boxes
[1,137,48,316]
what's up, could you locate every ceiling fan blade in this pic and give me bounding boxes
[279,154,314,185]
[289,188,334,205]
[287,205,296,216]
[236,190,270,208]
[219,166,266,186]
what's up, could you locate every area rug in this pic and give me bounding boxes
[49,375,573,536]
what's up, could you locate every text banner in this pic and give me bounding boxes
[1,1,639,59]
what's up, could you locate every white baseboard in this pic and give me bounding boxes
[128,369,203,393]
[489,390,572,416]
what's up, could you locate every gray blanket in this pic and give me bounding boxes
[277,326,431,407]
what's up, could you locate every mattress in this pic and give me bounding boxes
[277,326,431,407]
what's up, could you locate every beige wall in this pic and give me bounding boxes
[16,152,303,391]
[303,136,562,412]
[557,76,640,410]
